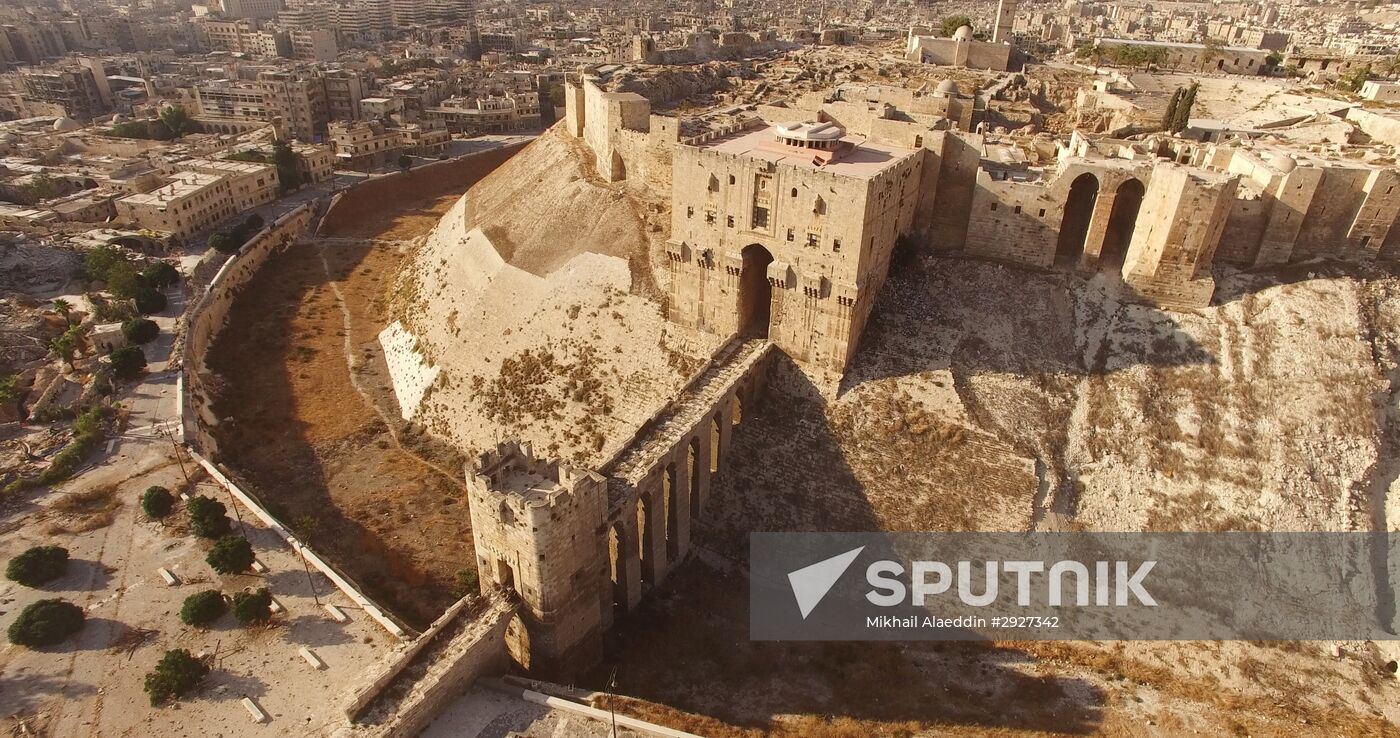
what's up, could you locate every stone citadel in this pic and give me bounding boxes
[436,66,1400,675]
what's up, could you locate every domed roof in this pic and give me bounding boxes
[935,79,961,95]
[1272,154,1298,174]
[952,25,974,41]
[52,117,80,132]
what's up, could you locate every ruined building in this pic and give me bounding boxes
[466,69,1400,675]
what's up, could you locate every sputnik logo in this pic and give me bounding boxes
[787,546,864,619]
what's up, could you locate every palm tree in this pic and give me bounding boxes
[51,298,72,324]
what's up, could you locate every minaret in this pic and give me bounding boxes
[993,0,1018,43]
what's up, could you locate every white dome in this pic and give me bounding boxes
[1272,155,1298,174]
[52,117,80,132]
[952,25,974,41]
[935,79,961,95]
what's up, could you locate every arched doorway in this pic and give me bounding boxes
[738,244,774,337]
[1055,173,1100,268]
[610,150,626,181]
[1100,179,1146,271]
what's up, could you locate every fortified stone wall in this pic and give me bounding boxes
[1123,166,1236,308]
[466,442,611,675]
[316,142,529,236]
[665,134,923,376]
[181,204,315,458]
[567,74,678,191]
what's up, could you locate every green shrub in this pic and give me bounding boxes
[109,345,146,380]
[5,546,69,587]
[121,318,159,344]
[206,536,254,575]
[7,599,84,647]
[144,649,209,706]
[133,288,166,315]
[186,496,230,539]
[84,245,124,282]
[179,590,227,627]
[208,233,237,254]
[231,588,272,625]
[141,486,174,519]
[141,261,180,288]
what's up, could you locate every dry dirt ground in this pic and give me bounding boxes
[206,191,475,629]
[589,254,1400,737]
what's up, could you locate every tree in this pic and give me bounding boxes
[206,536,254,575]
[141,261,179,288]
[109,345,146,380]
[1265,51,1283,70]
[142,485,174,519]
[397,153,413,173]
[51,298,73,323]
[8,599,84,647]
[159,105,194,138]
[84,245,124,282]
[179,590,227,627]
[1200,37,1226,72]
[207,233,237,254]
[105,261,143,300]
[1162,87,1184,131]
[1339,64,1374,93]
[272,140,304,193]
[144,649,209,706]
[133,287,166,315]
[940,15,972,37]
[122,318,159,344]
[1172,83,1198,133]
[187,496,231,539]
[1381,53,1400,79]
[231,588,273,625]
[6,546,69,587]
[49,332,78,369]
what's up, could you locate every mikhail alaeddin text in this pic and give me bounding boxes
[866,615,988,629]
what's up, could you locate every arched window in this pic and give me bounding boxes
[728,174,736,185]
[814,196,826,215]
[791,187,798,197]
[708,174,718,191]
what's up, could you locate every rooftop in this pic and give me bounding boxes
[699,125,915,179]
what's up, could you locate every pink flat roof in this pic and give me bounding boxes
[699,126,915,179]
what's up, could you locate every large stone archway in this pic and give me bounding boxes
[738,244,774,338]
[1055,173,1100,267]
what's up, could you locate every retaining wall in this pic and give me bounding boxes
[335,595,515,738]
[318,141,531,236]
[176,201,412,638]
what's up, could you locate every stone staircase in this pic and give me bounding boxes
[603,337,772,488]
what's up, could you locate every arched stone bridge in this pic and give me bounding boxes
[465,336,774,676]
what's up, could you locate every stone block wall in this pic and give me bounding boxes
[181,204,315,457]
[466,442,611,676]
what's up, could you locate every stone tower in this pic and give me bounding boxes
[993,0,1018,43]
[466,440,611,676]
